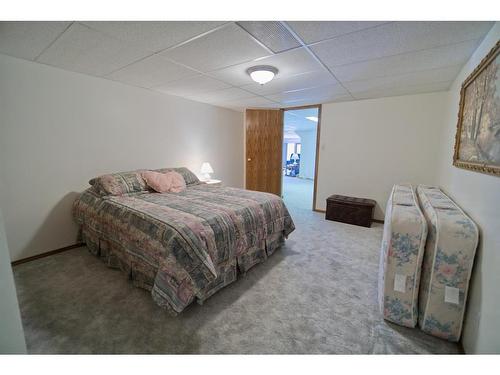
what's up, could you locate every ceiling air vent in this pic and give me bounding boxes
[237,21,301,53]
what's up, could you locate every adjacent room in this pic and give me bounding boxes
[0,10,499,365]
[282,107,319,210]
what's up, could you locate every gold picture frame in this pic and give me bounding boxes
[453,39,500,176]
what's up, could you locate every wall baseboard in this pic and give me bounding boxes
[11,243,85,266]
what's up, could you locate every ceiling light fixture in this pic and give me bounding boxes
[247,65,278,85]
[306,116,318,122]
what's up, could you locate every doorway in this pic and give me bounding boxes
[282,106,321,210]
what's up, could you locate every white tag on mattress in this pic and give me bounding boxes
[394,274,406,293]
[445,286,460,305]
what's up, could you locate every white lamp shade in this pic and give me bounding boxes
[247,65,278,85]
[250,70,275,85]
[200,162,214,174]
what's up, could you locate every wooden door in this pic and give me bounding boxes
[245,109,283,195]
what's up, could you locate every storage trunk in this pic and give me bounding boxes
[325,194,376,227]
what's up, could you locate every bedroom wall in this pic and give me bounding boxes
[316,91,448,220]
[0,53,244,262]
[435,22,500,354]
[0,209,27,353]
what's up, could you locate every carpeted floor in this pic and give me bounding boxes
[283,175,314,210]
[13,204,460,354]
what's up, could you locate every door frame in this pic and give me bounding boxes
[281,104,322,212]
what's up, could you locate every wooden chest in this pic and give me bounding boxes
[325,195,376,228]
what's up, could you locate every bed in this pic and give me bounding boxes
[73,167,295,314]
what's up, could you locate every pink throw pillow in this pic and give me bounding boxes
[167,171,186,193]
[141,171,186,193]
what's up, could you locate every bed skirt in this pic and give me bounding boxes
[79,225,286,315]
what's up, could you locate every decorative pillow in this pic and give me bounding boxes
[155,167,200,186]
[89,170,149,196]
[142,171,186,193]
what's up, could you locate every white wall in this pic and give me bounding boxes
[296,130,317,180]
[316,92,447,219]
[0,209,27,354]
[435,23,500,354]
[0,54,244,261]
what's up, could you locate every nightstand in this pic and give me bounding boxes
[203,179,222,186]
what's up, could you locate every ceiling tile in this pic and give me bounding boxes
[82,21,227,53]
[241,70,338,96]
[107,54,199,88]
[208,47,324,86]
[287,21,391,44]
[310,23,403,67]
[266,83,351,104]
[153,74,231,96]
[310,21,494,69]
[395,21,494,53]
[0,21,71,60]
[237,21,301,53]
[160,23,271,72]
[217,96,278,111]
[37,23,152,76]
[352,81,452,100]
[280,94,353,107]
[331,39,481,82]
[184,87,256,104]
[343,65,461,93]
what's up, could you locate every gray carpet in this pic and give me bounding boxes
[283,176,314,210]
[13,205,460,354]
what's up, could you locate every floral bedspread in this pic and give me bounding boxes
[73,184,295,314]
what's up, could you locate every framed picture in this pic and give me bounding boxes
[453,40,500,176]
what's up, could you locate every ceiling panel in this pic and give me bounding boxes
[0,21,71,60]
[237,21,301,53]
[310,23,404,67]
[284,108,319,132]
[287,21,391,44]
[208,47,324,87]
[344,65,461,93]
[107,55,199,88]
[82,21,227,53]
[2,21,492,111]
[395,21,494,54]
[310,21,494,69]
[241,70,338,96]
[266,83,351,104]
[281,94,353,108]
[37,23,152,76]
[153,74,231,96]
[352,81,453,100]
[160,23,271,72]
[331,39,480,82]
[183,87,256,104]
[217,96,278,112]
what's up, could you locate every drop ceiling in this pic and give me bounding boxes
[0,21,494,111]
[284,108,318,138]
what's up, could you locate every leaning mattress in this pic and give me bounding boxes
[416,185,479,342]
[378,184,427,327]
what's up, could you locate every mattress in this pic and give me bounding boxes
[417,185,479,341]
[73,183,295,314]
[378,184,427,327]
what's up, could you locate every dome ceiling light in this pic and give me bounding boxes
[246,65,279,85]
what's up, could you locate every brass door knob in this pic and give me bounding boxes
[247,158,252,161]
